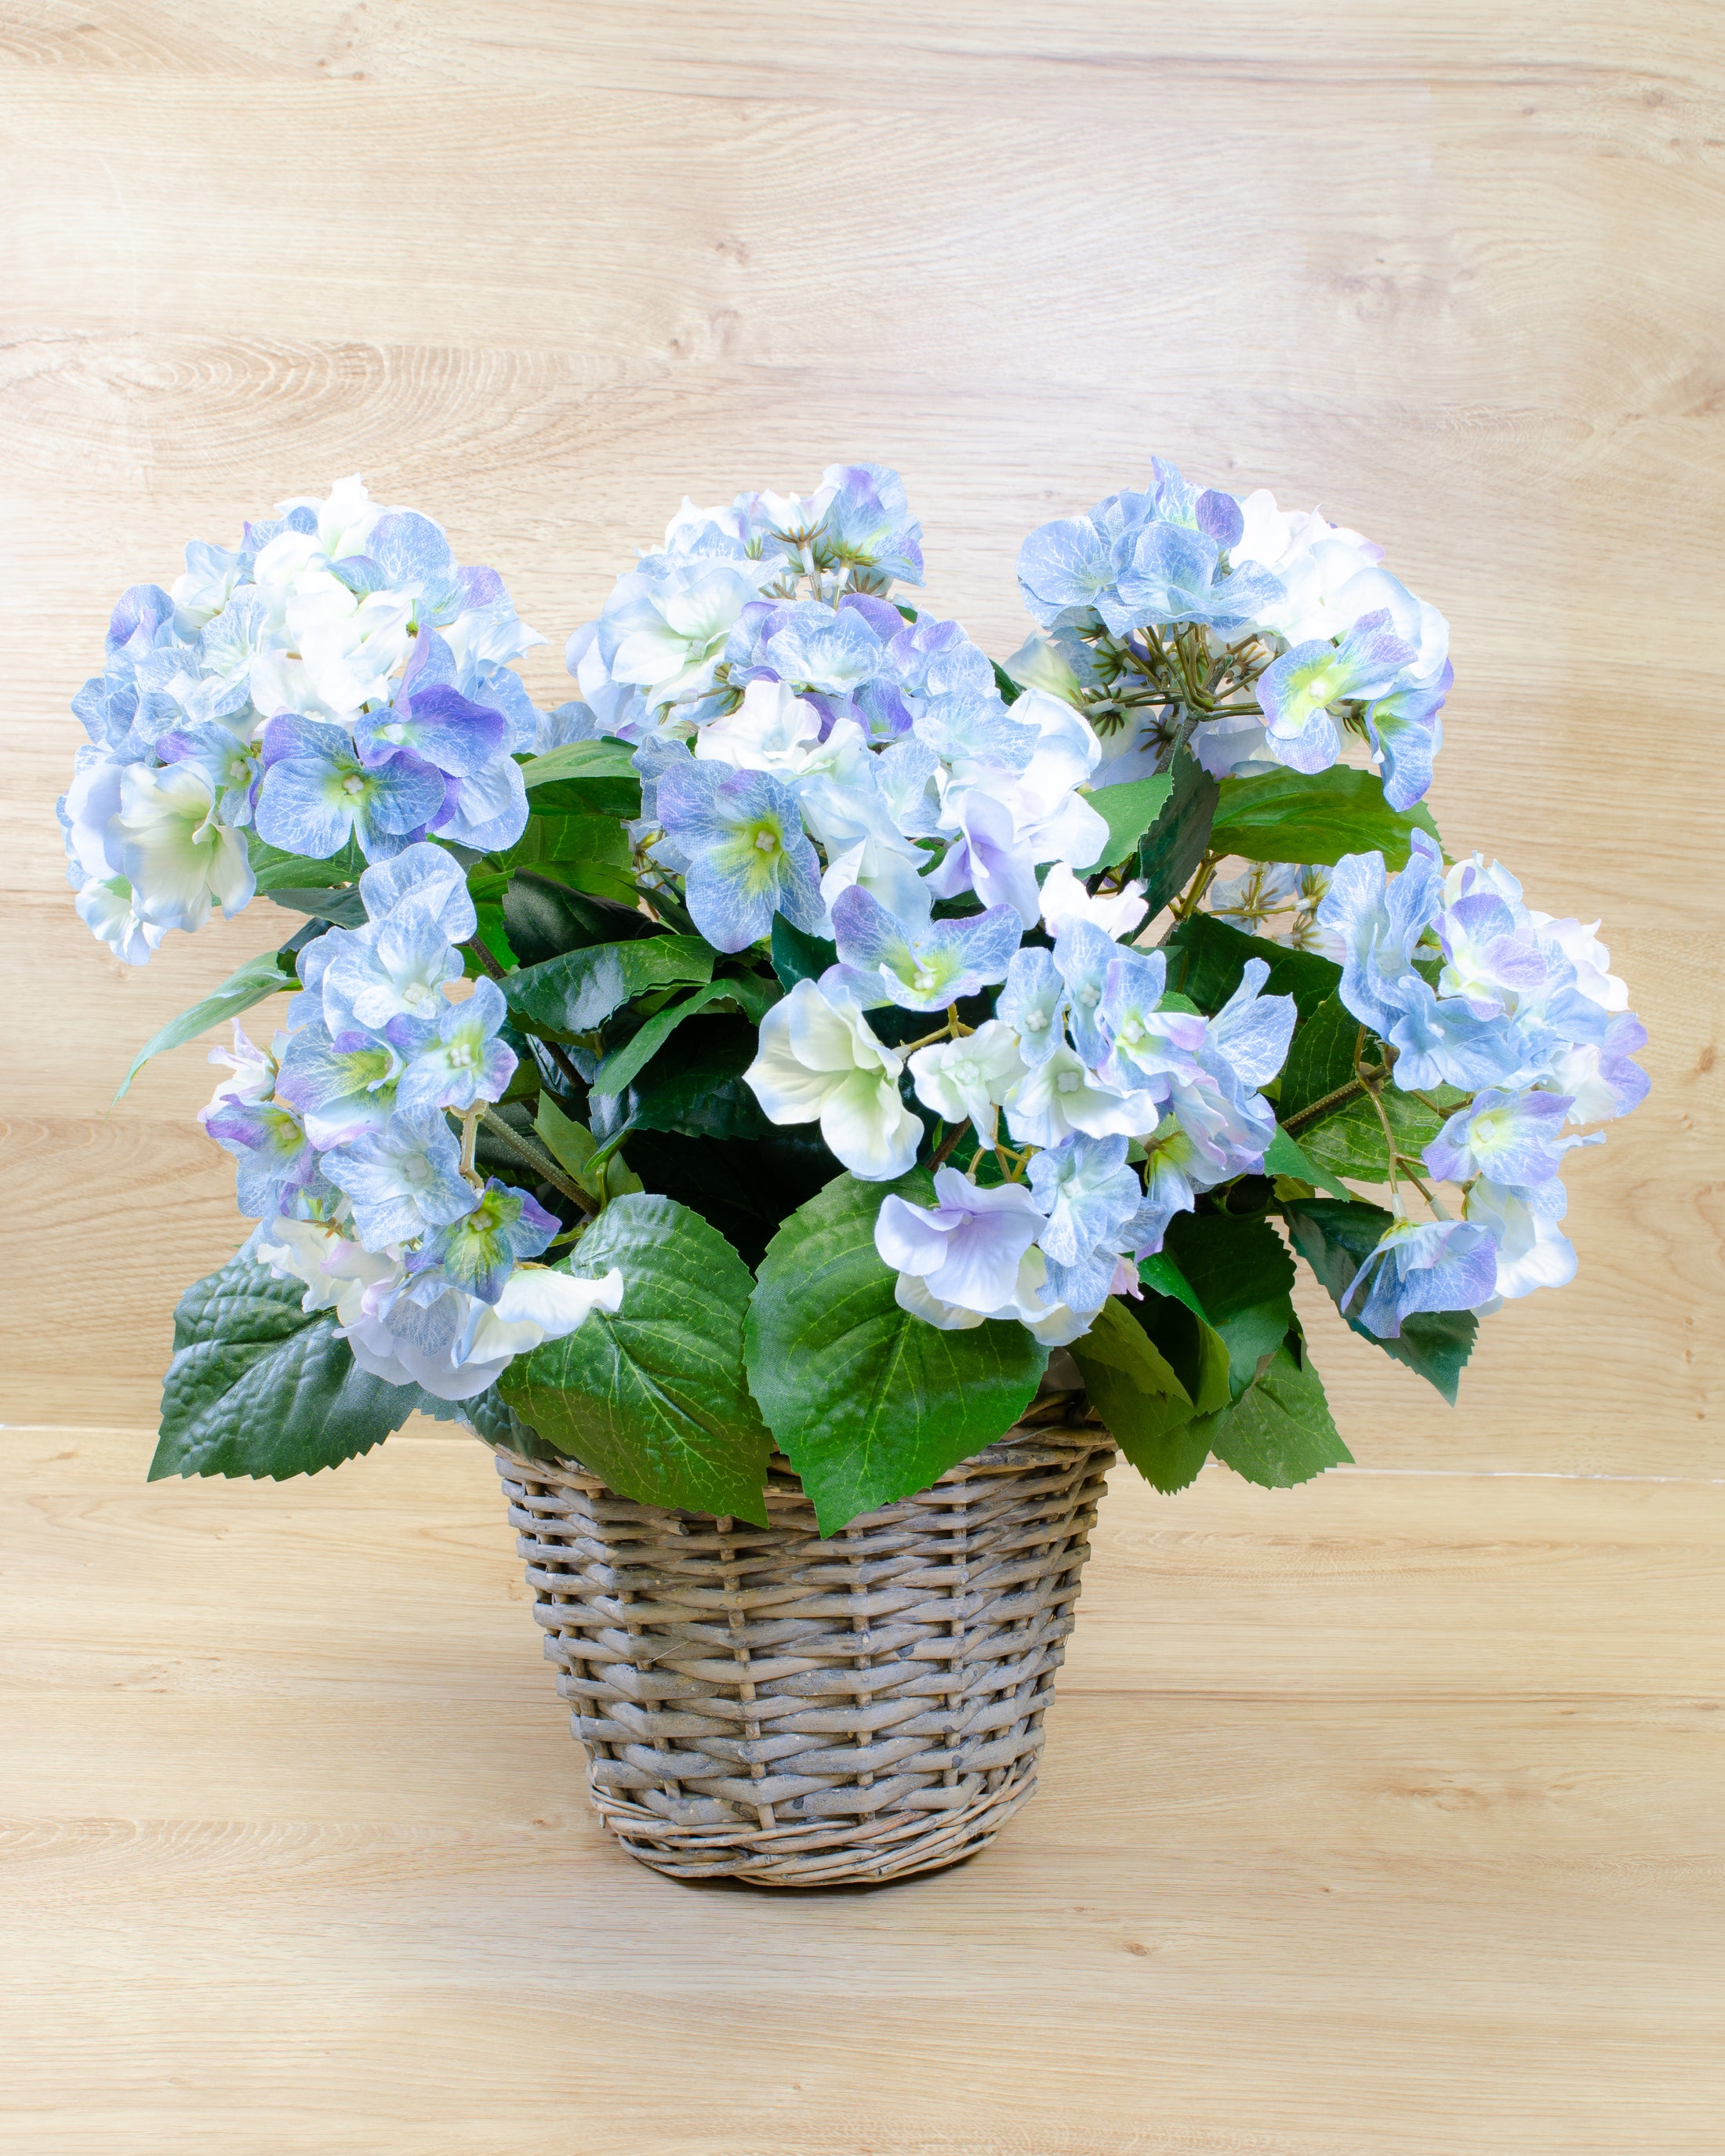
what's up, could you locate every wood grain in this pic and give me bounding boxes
[2,15,1723,2147]
[2,4,1720,1468]
[3,1428,1723,2155]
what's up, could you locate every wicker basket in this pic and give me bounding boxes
[494,1415,1115,1886]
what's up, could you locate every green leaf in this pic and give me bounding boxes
[1138,746,1220,914]
[1067,1297,1206,1493]
[471,900,517,972]
[521,773,641,820]
[1073,774,1173,873]
[498,811,632,874]
[503,872,661,967]
[1263,1124,1353,1202]
[532,1095,639,1202]
[1162,1212,1297,1397]
[1136,1250,1208,1323]
[151,1244,427,1480]
[260,884,370,927]
[114,948,297,1102]
[1159,910,1342,1020]
[746,1171,1048,1534]
[1277,993,1364,1123]
[505,934,713,1035]
[246,833,365,894]
[592,975,780,1098]
[1198,1331,1353,1489]
[1284,1198,1476,1404]
[520,739,640,787]
[770,916,838,990]
[499,1194,772,1524]
[1211,766,1441,871]
[1298,1084,1444,1185]
[991,659,1024,705]
[624,1016,773,1141]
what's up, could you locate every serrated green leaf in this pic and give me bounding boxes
[114,948,297,1102]
[1138,746,1220,914]
[1067,1296,1204,1493]
[1283,1198,1476,1404]
[1073,775,1174,873]
[499,1194,772,1523]
[1211,766,1441,871]
[151,1246,427,1480]
[520,739,641,787]
[770,916,838,990]
[1197,1331,1353,1489]
[505,934,713,1035]
[1263,1124,1353,1202]
[991,660,1024,705]
[1163,1212,1297,1397]
[496,811,632,881]
[1133,1276,1234,1416]
[1159,910,1342,1020]
[745,1170,1047,1534]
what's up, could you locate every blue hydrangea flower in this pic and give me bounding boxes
[202,1097,331,1221]
[1255,609,1420,775]
[155,721,263,829]
[408,1178,557,1303]
[830,884,1021,1011]
[655,759,827,952]
[395,976,517,1113]
[1109,521,1284,637]
[255,713,447,862]
[1051,921,1120,1067]
[1098,947,1208,1096]
[1422,1087,1595,1189]
[322,899,465,1046]
[996,946,1070,1065]
[1343,1216,1500,1340]
[1316,833,1445,1034]
[809,463,924,586]
[357,840,478,945]
[320,1109,480,1252]
[1026,1132,1145,1310]
[1365,664,1451,810]
[1016,515,1118,631]
[274,1021,403,1148]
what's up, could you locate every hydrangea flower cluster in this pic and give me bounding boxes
[59,477,550,964]
[1316,831,1648,1333]
[71,459,1648,1517]
[200,844,620,1399]
[1011,459,1451,810]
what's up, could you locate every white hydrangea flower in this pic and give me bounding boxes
[743,977,923,1180]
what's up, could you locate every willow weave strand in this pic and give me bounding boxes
[496,1420,1114,1886]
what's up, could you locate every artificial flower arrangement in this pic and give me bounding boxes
[61,464,1649,1534]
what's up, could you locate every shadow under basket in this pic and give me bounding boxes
[495,1420,1116,1886]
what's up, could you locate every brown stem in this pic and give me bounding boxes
[932,1122,968,1170]
[478,1107,597,1215]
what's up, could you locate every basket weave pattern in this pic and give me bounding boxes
[496,1421,1114,1886]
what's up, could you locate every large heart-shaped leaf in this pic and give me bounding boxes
[745,1170,1048,1535]
[500,1194,772,1524]
[151,1244,427,1480]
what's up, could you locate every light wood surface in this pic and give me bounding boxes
[3,9,1723,2151]
[4,1428,1723,2155]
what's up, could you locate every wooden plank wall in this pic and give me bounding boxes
[3,4,1719,1465]
[3,13,1723,2153]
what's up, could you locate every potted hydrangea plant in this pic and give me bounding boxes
[60,463,1647,1886]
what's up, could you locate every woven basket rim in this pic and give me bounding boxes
[495,1403,1109,1523]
